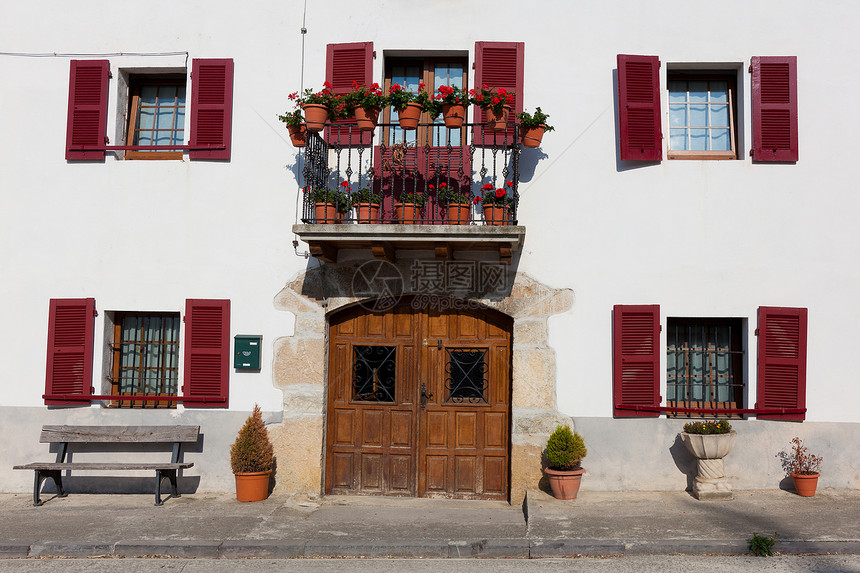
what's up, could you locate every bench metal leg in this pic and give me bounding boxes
[155,469,178,506]
[33,470,66,507]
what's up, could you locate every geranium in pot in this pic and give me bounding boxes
[680,419,736,500]
[345,81,387,131]
[290,83,346,132]
[389,83,423,130]
[517,107,555,148]
[470,84,515,131]
[476,181,513,225]
[278,108,307,148]
[435,84,469,129]
[544,424,587,500]
[436,182,472,225]
[307,187,347,224]
[787,437,823,497]
[350,186,382,223]
[395,191,426,224]
[230,404,275,502]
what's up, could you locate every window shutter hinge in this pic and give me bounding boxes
[750,149,754,158]
[372,50,376,59]
[659,324,662,332]
[755,328,760,335]
[104,136,110,145]
[91,387,95,394]
[182,315,186,322]
[748,65,753,73]
[93,308,98,317]
[107,70,113,79]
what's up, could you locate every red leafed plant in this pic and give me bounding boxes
[788,437,823,475]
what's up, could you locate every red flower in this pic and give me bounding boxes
[473,196,481,204]
[323,81,332,88]
[483,183,493,190]
[506,180,513,187]
[340,181,350,188]
[495,188,506,198]
[288,91,298,100]
[440,182,447,187]
[429,184,435,190]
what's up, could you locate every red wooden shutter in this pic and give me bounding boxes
[183,299,230,407]
[751,56,798,162]
[617,54,662,161]
[65,60,109,161]
[325,42,373,146]
[613,304,661,417]
[44,298,96,405]
[473,41,524,145]
[757,306,807,420]
[189,58,234,160]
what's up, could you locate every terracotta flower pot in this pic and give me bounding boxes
[394,203,421,224]
[545,467,585,500]
[521,124,546,148]
[482,204,510,226]
[302,104,329,132]
[354,106,381,131]
[354,203,380,223]
[442,103,466,129]
[288,123,307,147]
[791,471,820,497]
[397,102,423,130]
[446,203,471,225]
[234,470,271,502]
[314,202,342,224]
[485,105,510,131]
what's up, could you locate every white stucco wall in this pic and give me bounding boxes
[1,0,857,493]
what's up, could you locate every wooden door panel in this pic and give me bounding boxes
[333,409,355,445]
[455,412,477,448]
[390,455,412,491]
[425,456,447,492]
[484,412,506,449]
[484,457,506,493]
[426,411,448,447]
[458,312,479,339]
[332,453,354,488]
[361,454,383,489]
[390,411,413,447]
[366,312,385,336]
[362,410,384,446]
[455,456,477,493]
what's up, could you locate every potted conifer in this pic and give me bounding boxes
[230,404,275,502]
[544,424,587,500]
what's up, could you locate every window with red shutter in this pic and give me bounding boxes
[183,299,230,408]
[757,306,807,420]
[613,304,661,417]
[326,42,374,147]
[189,58,234,160]
[44,298,96,405]
[66,60,109,161]
[751,56,798,162]
[617,54,662,161]
[473,41,524,145]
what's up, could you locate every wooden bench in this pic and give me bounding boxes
[14,425,199,506]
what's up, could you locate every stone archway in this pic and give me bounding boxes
[270,261,573,503]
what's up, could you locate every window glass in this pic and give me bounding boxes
[352,346,396,402]
[667,74,735,158]
[111,313,180,408]
[126,76,186,159]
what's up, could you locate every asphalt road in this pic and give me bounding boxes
[1,556,859,572]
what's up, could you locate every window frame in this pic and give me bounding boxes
[124,74,187,161]
[666,70,739,161]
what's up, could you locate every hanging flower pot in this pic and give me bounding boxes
[397,102,423,130]
[314,202,342,224]
[234,470,271,502]
[482,204,510,226]
[288,123,307,148]
[442,103,466,129]
[354,203,380,223]
[446,203,471,225]
[521,124,546,148]
[354,106,381,131]
[394,203,422,224]
[302,104,329,132]
[485,105,511,132]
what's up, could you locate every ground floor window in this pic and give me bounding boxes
[109,312,180,408]
[666,317,744,417]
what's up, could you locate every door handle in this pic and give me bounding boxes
[420,383,433,409]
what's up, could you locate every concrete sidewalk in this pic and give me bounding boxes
[0,488,857,559]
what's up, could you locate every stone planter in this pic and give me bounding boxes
[680,430,737,500]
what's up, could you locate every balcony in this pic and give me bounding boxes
[291,120,526,264]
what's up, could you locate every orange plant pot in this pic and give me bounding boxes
[485,105,510,131]
[314,202,342,224]
[397,102,423,130]
[545,467,585,500]
[288,123,307,148]
[394,203,421,224]
[302,104,329,133]
[791,471,820,497]
[354,106,381,131]
[482,205,510,226]
[442,104,466,128]
[446,203,471,225]
[234,470,271,502]
[354,203,381,223]
[521,124,546,148]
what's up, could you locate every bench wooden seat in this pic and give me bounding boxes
[14,425,200,506]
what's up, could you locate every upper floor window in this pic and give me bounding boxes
[125,76,186,160]
[668,73,737,160]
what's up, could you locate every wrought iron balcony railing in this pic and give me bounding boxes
[299,120,520,225]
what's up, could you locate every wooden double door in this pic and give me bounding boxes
[325,300,512,500]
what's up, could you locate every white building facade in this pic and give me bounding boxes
[1,0,858,502]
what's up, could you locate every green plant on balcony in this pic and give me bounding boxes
[435,182,471,205]
[414,87,441,119]
[397,191,426,208]
[307,188,348,212]
[350,187,382,206]
[517,107,555,131]
[469,84,515,115]
[476,181,514,207]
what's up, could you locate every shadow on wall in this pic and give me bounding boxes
[668,433,697,492]
[612,68,659,173]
